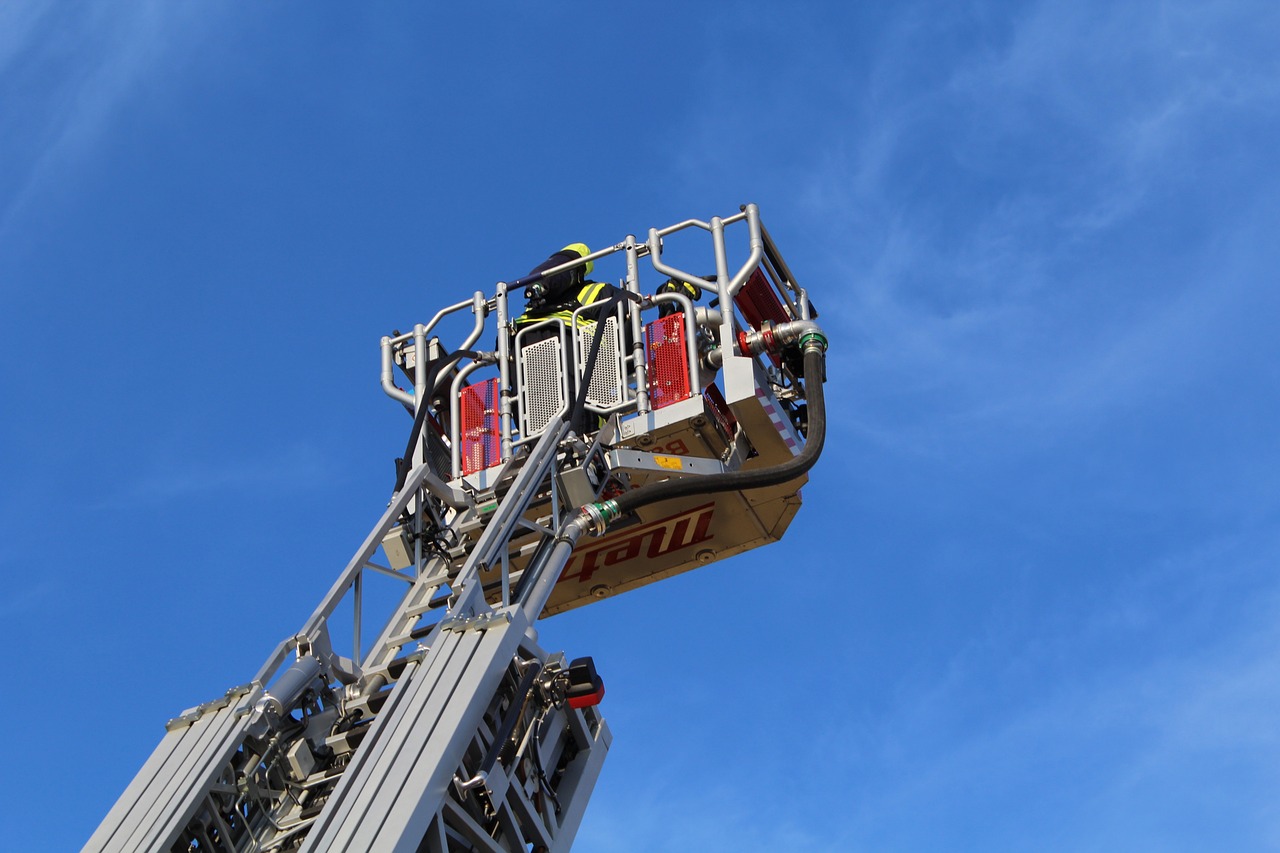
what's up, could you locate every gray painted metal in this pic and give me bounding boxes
[300,612,524,851]
[84,684,260,852]
[89,204,818,853]
[606,446,729,477]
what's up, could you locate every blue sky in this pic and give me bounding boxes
[4,1,1279,850]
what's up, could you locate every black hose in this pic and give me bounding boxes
[609,345,826,517]
[564,291,627,431]
[529,713,562,814]
[393,348,483,493]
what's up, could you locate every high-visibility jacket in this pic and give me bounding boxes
[657,277,704,318]
[516,243,618,328]
[515,280,616,328]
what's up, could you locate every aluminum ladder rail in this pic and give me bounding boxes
[85,418,611,853]
[88,202,820,852]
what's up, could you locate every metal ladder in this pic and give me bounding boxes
[86,204,825,852]
[86,413,612,852]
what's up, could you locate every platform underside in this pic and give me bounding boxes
[474,369,808,616]
[542,478,803,615]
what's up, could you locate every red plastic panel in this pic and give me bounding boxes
[568,683,606,709]
[703,382,738,442]
[733,267,790,331]
[459,378,501,475]
[645,315,691,410]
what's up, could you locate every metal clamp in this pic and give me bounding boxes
[438,609,512,634]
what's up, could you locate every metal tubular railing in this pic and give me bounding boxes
[645,226,717,296]
[495,282,515,461]
[726,204,764,298]
[759,219,808,315]
[240,205,802,748]
[448,360,492,479]
[758,252,800,320]
[384,204,780,438]
[624,236,651,413]
[512,319,572,445]
[645,204,761,355]
[647,291,701,393]
[266,203,786,694]
[568,299,636,416]
[378,293,489,410]
[394,207,784,475]
[235,203,807,766]
[380,338,415,409]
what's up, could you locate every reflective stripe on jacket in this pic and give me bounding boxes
[515,281,612,327]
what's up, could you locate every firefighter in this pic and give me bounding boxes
[514,243,621,332]
[656,276,704,317]
[512,244,624,436]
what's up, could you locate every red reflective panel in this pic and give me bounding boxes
[703,382,738,442]
[567,683,605,709]
[459,378,501,475]
[733,267,789,330]
[734,267,789,367]
[645,315,692,410]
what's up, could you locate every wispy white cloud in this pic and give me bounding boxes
[943,0,1280,234]
[580,582,1280,851]
[91,441,334,511]
[794,526,1280,850]
[860,651,1280,848]
[787,0,1280,464]
[0,1,225,237]
[0,1,49,77]
[578,770,848,853]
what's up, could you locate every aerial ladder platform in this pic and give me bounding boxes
[86,204,828,852]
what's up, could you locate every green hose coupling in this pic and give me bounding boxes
[580,498,622,536]
[798,330,828,354]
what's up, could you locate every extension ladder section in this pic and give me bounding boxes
[87,204,824,853]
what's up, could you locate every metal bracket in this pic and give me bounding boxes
[438,609,513,634]
[421,468,475,509]
[604,447,726,478]
[558,440,612,508]
[166,682,259,730]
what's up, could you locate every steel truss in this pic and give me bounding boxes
[87,205,823,852]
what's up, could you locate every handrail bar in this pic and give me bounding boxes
[646,292,701,394]
[454,292,489,366]
[645,229,716,297]
[379,292,490,407]
[759,249,801,320]
[495,282,515,460]
[760,220,804,306]
[651,209,748,239]
[623,236,651,413]
[508,240,652,292]
[726,204,764,298]
[380,336,416,409]
[513,318,572,438]
[448,359,491,479]
[569,297,635,415]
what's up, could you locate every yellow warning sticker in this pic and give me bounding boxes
[654,455,683,470]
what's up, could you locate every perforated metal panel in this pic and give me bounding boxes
[703,382,738,443]
[734,267,791,330]
[734,267,790,368]
[459,379,501,476]
[645,315,691,410]
[518,336,568,437]
[577,316,625,411]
